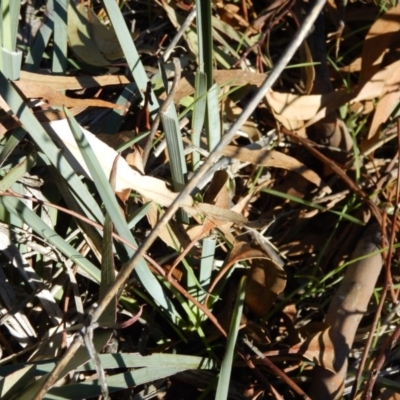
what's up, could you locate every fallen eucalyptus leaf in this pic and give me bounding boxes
[44,119,193,209]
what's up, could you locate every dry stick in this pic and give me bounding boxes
[33,335,84,400]
[243,338,311,399]
[142,57,181,166]
[352,119,400,399]
[363,325,400,400]
[234,0,296,69]
[162,6,197,62]
[308,222,383,399]
[348,218,389,400]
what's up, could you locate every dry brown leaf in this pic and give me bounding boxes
[20,71,129,91]
[265,59,400,136]
[203,170,230,209]
[301,39,315,95]
[185,171,237,245]
[222,145,329,191]
[166,70,266,103]
[217,2,249,29]
[367,91,399,140]
[289,327,336,372]
[265,89,351,132]
[125,149,144,173]
[216,69,265,87]
[309,223,383,398]
[14,81,125,110]
[146,203,189,251]
[194,202,248,226]
[44,119,193,209]
[265,325,336,372]
[204,241,286,317]
[361,3,400,82]
[193,170,248,228]
[340,57,362,73]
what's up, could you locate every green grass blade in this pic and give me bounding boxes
[160,111,189,223]
[0,0,22,79]
[206,84,221,151]
[0,152,36,191]
[160,112,187,193]
[195,0,213,83]
[0,195,101,282]
[0,353,216,377]
[45,367,194,399]
[198,237,215,303]
[1,0,20,50]
[52,0,68,74]
[191,71,207,170]
[100,0,159,114]
[99,210,116,326]
[0,365,35,399]
[215,276,246,400]
[23,16,53,72]
[0,127,26,168]
[159,61,188,203]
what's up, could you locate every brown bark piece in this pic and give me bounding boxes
[308,222,383,399]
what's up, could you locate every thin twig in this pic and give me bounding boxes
[243,337,311,399]
[162,7,197,61]
[33,334,84,400]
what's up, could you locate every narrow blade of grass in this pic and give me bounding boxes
[52,0,68,74]
[100,0,159,114]
[191,71,207,170]
[206,84,221,151]
[215,275,246,400]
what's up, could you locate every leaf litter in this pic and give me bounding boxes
[0,1,399,399]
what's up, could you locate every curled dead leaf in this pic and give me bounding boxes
[289,327,336,373]
[44,119,193,209]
